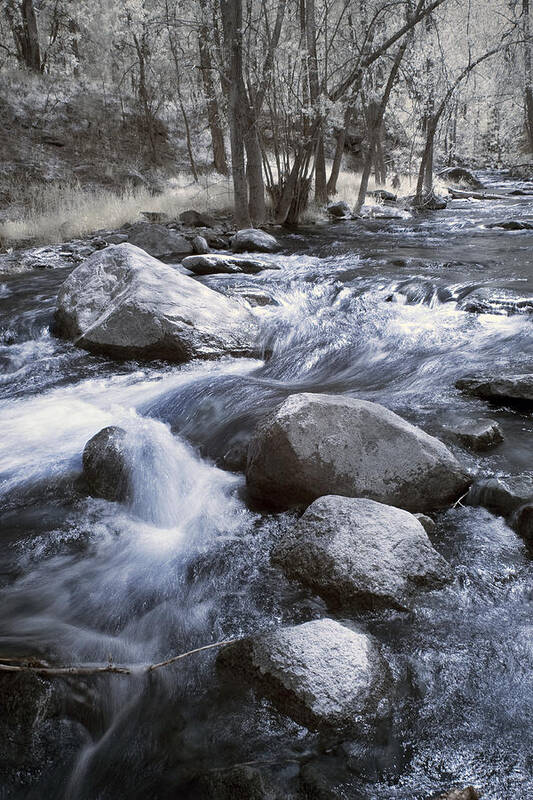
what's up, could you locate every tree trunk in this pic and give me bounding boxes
[524,0,533,151]
[221,0,250,227]
[198,19,228,175]
[244,108,266,225]
[5,0,41,71]
[304,0,327,204]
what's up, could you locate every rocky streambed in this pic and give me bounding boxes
[1,173,533,799]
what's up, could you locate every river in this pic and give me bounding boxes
[1,174,533,799]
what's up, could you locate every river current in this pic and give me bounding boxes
[1,173,533,799]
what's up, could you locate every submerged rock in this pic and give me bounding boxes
[217,618,391,731]
[415,513,436,534]
[82,426,131,501]
[457,287,533,316]
[456,375,533,404]
[125,222,193,260]
[231,228,280,253]
[181,253,274,276]
[486,220,533,231]
[54,244,261,362]
[246,393,471,512]
[447,419,504,451]
[272,496,452,611]
[466,475,533,516]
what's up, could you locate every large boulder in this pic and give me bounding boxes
[456,375,533,404]
[231,228,280,254]
[54,244,261,362]
[272,496,452,611]
[438,167,483,189]
[217,618,390,731]
[82,426,131,501]
[125,222,193,260]
[181,253,274,276]
[246,393,471,512]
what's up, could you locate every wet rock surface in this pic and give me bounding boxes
[82,426,131,501]
[246,393,471,512]
[54,243,261,362]
[446,419,504,451]
[466,474,533,516]
[217,618,391,731]
[272,496,452,611]
[182,253,275,276]
[456,374,533,404]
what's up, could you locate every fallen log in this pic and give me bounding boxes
[448,187,508,201]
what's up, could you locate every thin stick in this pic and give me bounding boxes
[453,490,470,508]
[0,638,236,679]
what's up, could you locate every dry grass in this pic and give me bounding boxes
[0,173,234,247]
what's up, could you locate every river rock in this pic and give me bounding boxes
[192,235,210,255]
[370,189,397,204]
[105,233,129,245]
[510,503,533,542]
[327,200,352,218]
[191,766,288,800]
[217,618,391,731]
[415,513,436,533]
[231,228,280,254]
[447,419,504,451]
[126,222,193,260]
[486,220,533,231]
[181,253,273,276]
[246,393,471,512]
[82,426,131,501]
[457,287,533,316]
[179,209,217,227]
[54,244,261,361]
[227,287,279,307]
[272,496,451,612]
[465,474,533,516]
[438,167,483,189]
[456,375,533,404]
[433,788,480,800]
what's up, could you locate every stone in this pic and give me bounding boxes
[327,201,352,218]
[82,426,131,501]
[191,235,210,255]
[446,419,504,451]
[105,233,129,245]
[414,513,436,534]
[438,167,484,189]
[126,222,193,260]
[179,209,217,228]
[465,475,533,516]
[227,287,279,307]
[370,189,397,203]
[140,211,169,223]
[246,393,471,512]
[457,287,533,316]
[411,192,447,210]
[217,618,391,731]
[54,244,261,362]
[486,220,533,231]
[181,253,274,276]
[191,766,287,800]
[221,437,249,472]
[272,496,451,611]
[456,375,533,404]
[231,228,280,254]
[510,503,533,542]
[433,788,480,800]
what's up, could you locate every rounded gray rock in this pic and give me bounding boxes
[82,426,131,501]
[54,244,261,362]
[231,228,280,253]
[217,618,391,731]
[246,393,471,512]
[272,496,451,611]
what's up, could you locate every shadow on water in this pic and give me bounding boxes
[1,173,533,798]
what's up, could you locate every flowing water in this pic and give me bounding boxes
[1,173,533,799]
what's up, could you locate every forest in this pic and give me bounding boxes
[1,2,533,800]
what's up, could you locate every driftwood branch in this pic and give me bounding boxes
[0,639,235,678]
